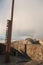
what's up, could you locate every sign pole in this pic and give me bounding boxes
[5,0,14,63]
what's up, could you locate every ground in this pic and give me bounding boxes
[0,55,43,65]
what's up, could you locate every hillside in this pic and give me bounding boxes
[0,38,43,64]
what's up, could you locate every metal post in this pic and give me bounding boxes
[25,44,27,54]
[5,0,14,63]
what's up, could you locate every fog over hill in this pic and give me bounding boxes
[0,0,43,40]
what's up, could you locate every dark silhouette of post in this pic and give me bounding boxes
[25,44,27,54]
[5,0,14,63]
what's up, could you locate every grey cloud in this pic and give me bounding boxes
[12,30,35,39]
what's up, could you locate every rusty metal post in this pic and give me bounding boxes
[25,44,27,54]
[5,0,14,63]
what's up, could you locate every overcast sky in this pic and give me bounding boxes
[0,0,43,40]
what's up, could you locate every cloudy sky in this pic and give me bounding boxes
[0,0,43,40]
